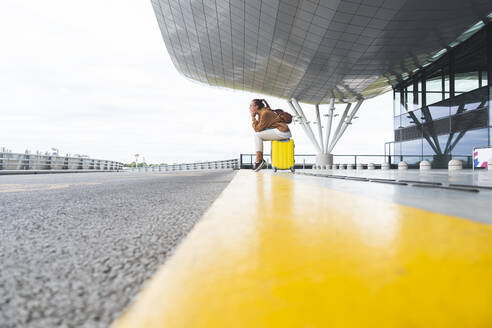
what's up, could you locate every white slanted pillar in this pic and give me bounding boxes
[290,99,321,153]
[288,99,321,153]
[286,98,364,169]
[315,104,324,153]
[328,99,363,153]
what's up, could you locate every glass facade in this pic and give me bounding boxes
[392,23,492,167]
[450,128,489,155]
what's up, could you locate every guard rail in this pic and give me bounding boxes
[130,159,239,172]
[239,154,473,169]
[0,152,123,171]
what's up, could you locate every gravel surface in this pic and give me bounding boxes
[0,170,236,328]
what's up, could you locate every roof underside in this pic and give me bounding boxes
[151,0,492,104]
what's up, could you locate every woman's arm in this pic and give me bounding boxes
[252,114,261,132]
[252,110,271,132]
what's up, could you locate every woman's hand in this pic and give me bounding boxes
[250,107,256,117]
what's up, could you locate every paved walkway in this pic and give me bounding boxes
[114,169,492,327]
[0,171,236,328]
[296,168,492,223]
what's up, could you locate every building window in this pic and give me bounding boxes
[438,135,450,154]
[421,134,450,156]
[412,109,423,124]
[401,139,422,164]
[463,87,487,111]
[454,28,486,95]
[402,87,409,112]
[399,113,407,127]
[447,86,489,115]
[450,128,488,155]
[394,142,401,156]
[394,115,400,130]
[394,90,401,116]
[417,81,423,108]
[422,137,437,155]
[407,83,415,111]
[489,86,492,126]
[444,74,451,100]
[426,69,443,105]
[428,101,450,120]
[455,71,480,94]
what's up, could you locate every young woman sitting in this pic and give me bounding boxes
[249,98,291,172]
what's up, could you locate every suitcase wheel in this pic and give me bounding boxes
[290,166,295,173]
[273,167,278,172]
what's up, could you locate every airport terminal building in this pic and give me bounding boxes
[152,0,492,168]
[392,22,492,167]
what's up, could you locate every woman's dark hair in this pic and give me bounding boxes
[252,98,270,109]
[252,99,264,109]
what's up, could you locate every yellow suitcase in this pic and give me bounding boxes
[271,139,295,172]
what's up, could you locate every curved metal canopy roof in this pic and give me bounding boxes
[151,0,492,104]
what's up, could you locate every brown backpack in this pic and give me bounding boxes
[272,109,293,124]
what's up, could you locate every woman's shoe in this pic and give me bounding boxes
[254,159,266,172]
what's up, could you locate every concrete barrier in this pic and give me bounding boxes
[398,161,408,170]
[420,160,431,171]
[448,159,463,171]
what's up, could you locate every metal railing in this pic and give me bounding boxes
[129,159,239,172]
[0,152,123,171]
[240,154,473,169]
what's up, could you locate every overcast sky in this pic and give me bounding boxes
[0,0,393,164]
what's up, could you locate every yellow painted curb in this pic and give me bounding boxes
[113,170,492,327]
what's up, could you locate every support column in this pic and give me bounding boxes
[315,104,324,152]
[314,103,332,167]
[286,98,363,168]
[287,99,321,153]
[328,103,351,153]
[329,99,363,153]
[291,98,321,153]
[323,98,336,155]
[287,100,315,148]
[316,153,333,168]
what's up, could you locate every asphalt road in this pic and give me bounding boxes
[0,170,236,328]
